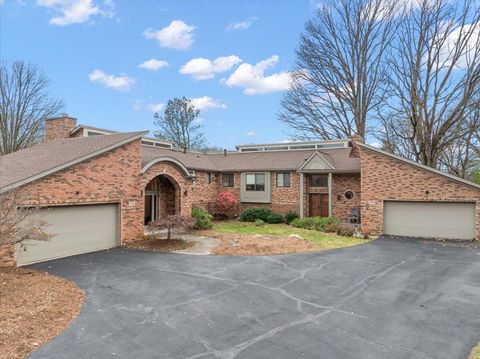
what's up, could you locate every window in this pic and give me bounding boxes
[222,173,234,187]
[345,190,355,200]
[276,172,291,187]
[246,173,265,191]
[310,174,328,187]
[207,173,212,184]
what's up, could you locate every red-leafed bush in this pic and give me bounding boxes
[215,191,239,219]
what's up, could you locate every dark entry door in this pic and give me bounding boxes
[309,193,329,217]
[144,195,152,224]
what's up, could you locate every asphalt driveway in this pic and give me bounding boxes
[29,237,480,359]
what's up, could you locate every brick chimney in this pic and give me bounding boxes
[44,115,77,142]
[348,135,362,158]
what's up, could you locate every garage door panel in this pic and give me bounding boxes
[384,201,475,240]
[17,204,118,266]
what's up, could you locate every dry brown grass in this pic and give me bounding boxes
[0,267,84,359]
[124,235,194,252]
[196,230,322,256]
[194,221,371,256]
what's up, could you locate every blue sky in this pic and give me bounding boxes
[1,0,317,149]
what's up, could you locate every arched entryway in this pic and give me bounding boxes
[144,175,180,225]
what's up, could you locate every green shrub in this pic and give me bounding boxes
[291,217,314,229]
[254,219,265,226]
[265,213,283,224]
[312,216,340,231]
[324,222,341,233]
[290,216,340,232]
[284,211,299,224]
[191,206,213,229]
[240,207,272,222]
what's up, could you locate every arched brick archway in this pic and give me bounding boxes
[144,174,181,224]
[141,160,194,224]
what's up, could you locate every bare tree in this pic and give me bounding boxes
[279,0,397,140]
[382,0,480,168]
[154,97,207,151]
[0,191,52,247]
[438,106,480,179]
[0,61,64,155]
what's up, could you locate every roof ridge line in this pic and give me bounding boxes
[357,143,480,190]
[0,131,147,193]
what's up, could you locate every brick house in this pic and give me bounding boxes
[1,115,479,266]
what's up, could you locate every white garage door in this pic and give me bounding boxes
[16,204,119,266]
[384,201,476,240]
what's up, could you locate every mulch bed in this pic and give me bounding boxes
[0,267,84,359]
[124,235,194,252]
[196,230,321,256]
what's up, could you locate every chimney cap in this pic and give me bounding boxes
[46,114,77,121]
[348,134,363,144]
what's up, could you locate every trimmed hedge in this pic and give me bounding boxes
[290,216,340,232]
[191,206,213,229]
[284,211,299,224]
[240,207,285,224]
[265,213,283,224]
[240,207,272,222]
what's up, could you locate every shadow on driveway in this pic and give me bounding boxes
[29,236,480,359]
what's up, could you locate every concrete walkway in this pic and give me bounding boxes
[175,234,219,255]
[144,227,220,255]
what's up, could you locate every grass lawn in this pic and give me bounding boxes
[199,221,372,255]
[470,343,480,359]
[213,221,371,249]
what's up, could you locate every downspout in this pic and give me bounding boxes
[299,172,304,218]
[328,172,333,217]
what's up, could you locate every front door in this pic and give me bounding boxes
[309,193,329,217]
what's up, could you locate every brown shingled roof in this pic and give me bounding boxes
[141,145,360,172]
[141,146,217,171]
[0,131,147,192]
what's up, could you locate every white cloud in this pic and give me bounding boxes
[143,20,195,50]
[36,0,115,26]
[191,96,227,111]
[179,55,242,80]
[223,55,292,95]
[225,16,258,31]
[146,102,165,113]
[139,58,169,71]
[88,69,135,91]
[247,131,257,137]
[439,22,480,69]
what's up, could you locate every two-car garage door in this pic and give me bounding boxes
[16,204,119,266]
[384,201,476,240]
